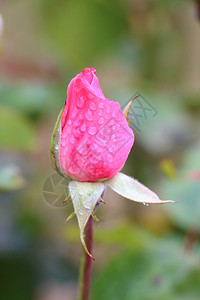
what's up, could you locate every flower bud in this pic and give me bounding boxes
[50,68,134,182]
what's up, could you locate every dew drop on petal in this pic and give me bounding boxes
[68,166,76,174]
[93,143,101,153]
[73,118,81,127]
[85,109,93,121]
[77,96,85,108]
[89,101,97,111]
[70,135,75,144]
[88,93,94,99]
[106,106,110,113]
[61,139,67,147]
[67,120,72,126]
[97,110,103,116]
[80,122,86,132]
[108,147,113,153]
[71,108,78,119]
[98,117,104,124]
[99,103,104,109]
[88,126,96,135]
[74,128,81,138]
[66,127,71,134]
[107,154,113,162]
[111,134,116,141]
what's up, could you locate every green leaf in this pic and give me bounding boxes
[0,165,25,193]
[0,84,58,119]
[40,0,127,67]
[91,240,199,300]
[106,172,174,204]
[162,179,200,231]
[68,180,105,258]
[0,106,36,152]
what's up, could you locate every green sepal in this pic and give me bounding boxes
[50,108,64,175]
[106,172,174,205]
[68,180,105,259]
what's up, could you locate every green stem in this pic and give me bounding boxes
[78,215,94,300]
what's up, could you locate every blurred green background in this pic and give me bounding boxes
[0,0,200,299]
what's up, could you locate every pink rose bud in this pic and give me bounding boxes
[50,68,134,182]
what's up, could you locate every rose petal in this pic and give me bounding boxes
[59,68,134,182]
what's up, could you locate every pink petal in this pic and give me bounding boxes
[59,68,134,182]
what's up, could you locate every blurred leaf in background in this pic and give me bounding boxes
[38,0,128,69]
[0,165,25,193]
[91,237,200,300]
[0,106,36,152]
[162,145,200,232]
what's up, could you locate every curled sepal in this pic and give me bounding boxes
[68,181,105,259]
[106,172,174,204]
[122,95,139,121]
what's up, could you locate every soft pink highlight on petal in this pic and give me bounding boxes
[59,68,134,182]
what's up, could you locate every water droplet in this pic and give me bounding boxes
[143,203,149,206]
[83,202,91,209]
[92,143,101,153]
[108,147,113,153]
[106,106,110,113]
[79,208,85,215]
[74,128,81,138]
[77,145,86,155]
[71,108,78,119]
[107,154,113,162]
[88,92,93,99]
[67,120,72,126]
[73,118,81,127]
[88,126,96,135]
[111,134,116,141]
[61,139,67,147]
[89,101,96,111]
[68,165,76,174]
[77,96,85,108]
[70,135,75,144]
[97,110,103,116]
[66,127,71,134]
[63,148,67,155]
[98,117,104,124]
[85,109,93,121]
[99,102,104,109]
[80,122,86,132]
[55,144,59,150]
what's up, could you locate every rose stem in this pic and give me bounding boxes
[78,215,94,300]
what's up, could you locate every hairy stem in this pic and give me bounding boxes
[78,215,94,300]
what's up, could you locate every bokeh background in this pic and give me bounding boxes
[0,0,200,299]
